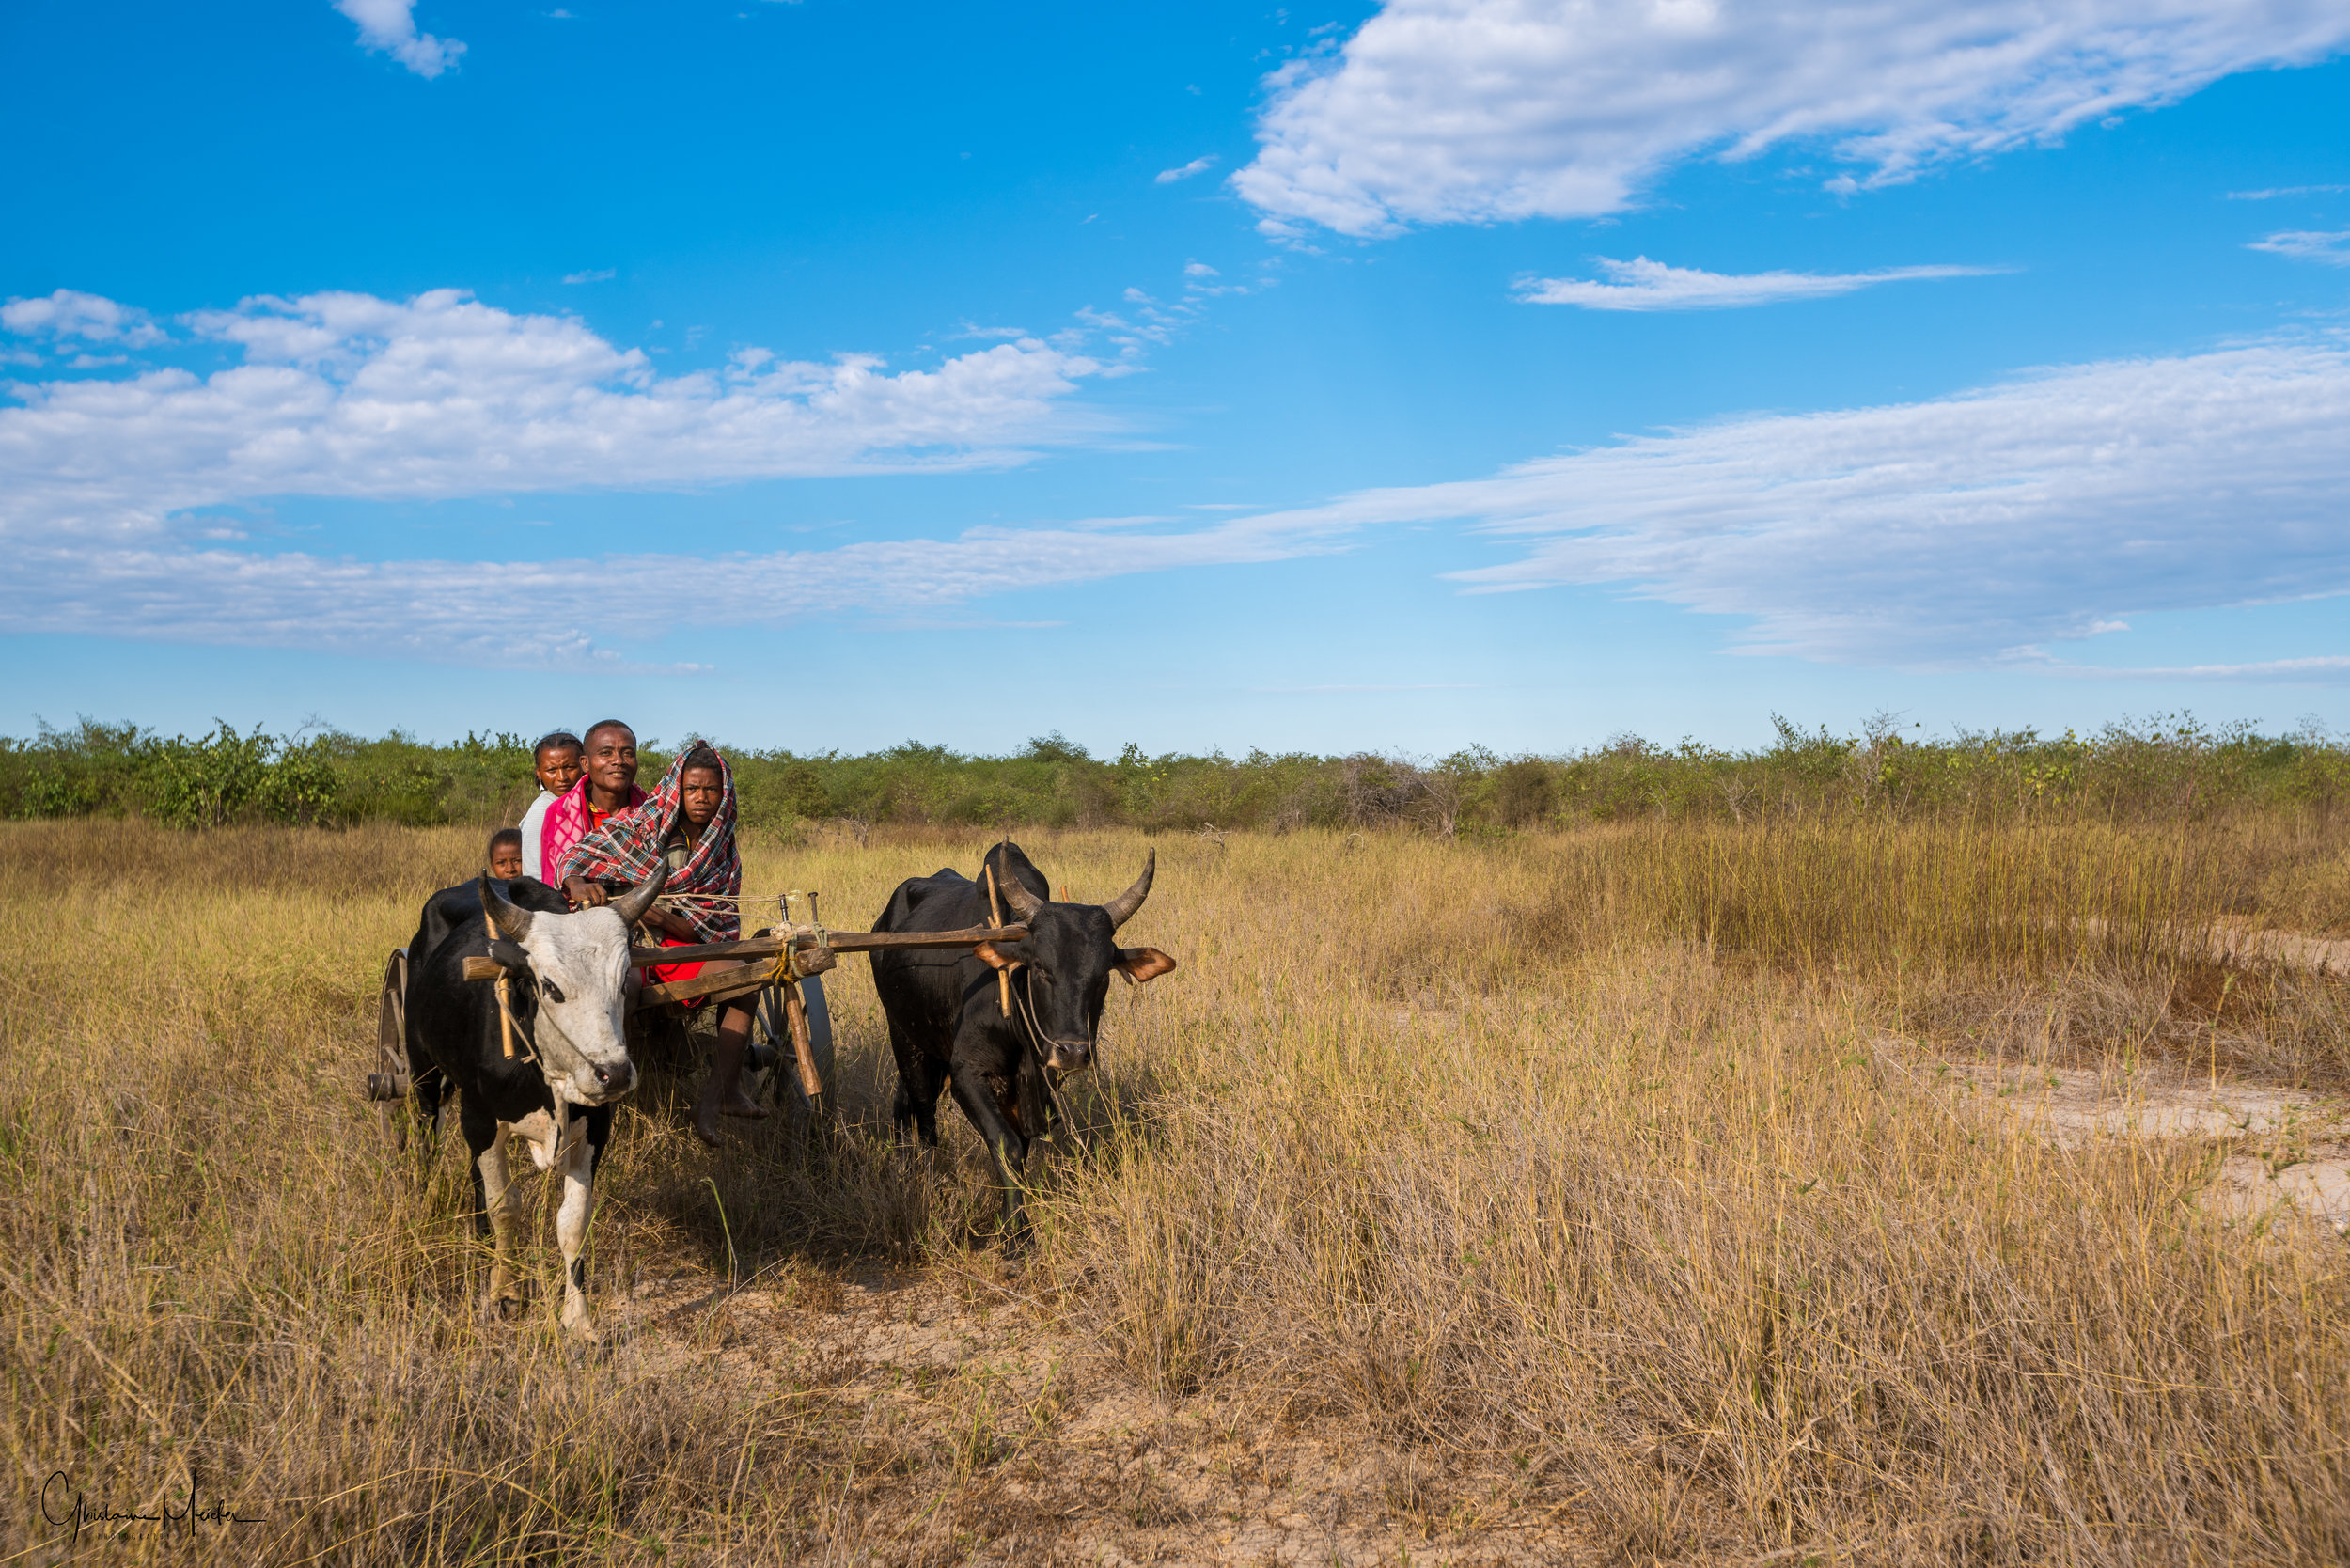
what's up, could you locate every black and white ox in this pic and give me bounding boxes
[870,841,1175,1241]
[403,869,664,1339]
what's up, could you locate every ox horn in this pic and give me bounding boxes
[1099,848,1155,930]
[480,871,533,943]
[995,866,1045,922]
[606,864,669,928]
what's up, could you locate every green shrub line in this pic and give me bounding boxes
[3,713,2343,835]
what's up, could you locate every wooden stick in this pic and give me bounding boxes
[626,923,1027,969]
[783,980,823,1100]
[984,865,1010,1018]
[494,972,516,1058]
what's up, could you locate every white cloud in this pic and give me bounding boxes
[1207,337,2350,668]
[1516,255,2000,310]
[0,288,1125,541]
[336,0,466,79]
[13,296,2346,682]
[1235,0,2350,236]
[560,268,617,284]
[1155,155,1219,184]
[0,510,1358,669]
[2227,183,2350,199]
[1,289,166,346]
[2248,228,2350,265]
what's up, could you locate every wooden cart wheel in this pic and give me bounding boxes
[368,949,411,1147]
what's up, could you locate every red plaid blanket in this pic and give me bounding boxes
[554,744,742,942]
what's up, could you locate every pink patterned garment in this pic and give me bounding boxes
[538,776,645,897]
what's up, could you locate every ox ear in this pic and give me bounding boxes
[973,941,1022,972]
[1114,947,1176,984]
[480,872,533,943]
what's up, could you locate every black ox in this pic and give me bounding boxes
[403,869,665,1339]
[870,841,1175,1239]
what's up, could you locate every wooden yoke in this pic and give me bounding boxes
[625,922,1029,1010]
[462,924,1030,1011]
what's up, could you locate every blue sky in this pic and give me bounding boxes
[4,0,2347,756]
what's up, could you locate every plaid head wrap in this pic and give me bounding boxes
[555,743,743,943]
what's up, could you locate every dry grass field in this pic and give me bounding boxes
[4,815,2349,1565]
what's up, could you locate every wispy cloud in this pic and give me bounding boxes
[0,288,1129,542]
[0,283,1317,667]
[0,511,1361,669]
[560,267,616,284]
[1199,337,2350,669]
[2023,654,2350,683]
[2248,228,2350,265]
[1515,256,2001,311]
[1155,154,1219,184]
[1085,259,1273,355]
[336,0,466,78]
[1249,682,1480,692]
[2227,183,2350,200]
[16,295,2345,682]
[1236,0,2350,236]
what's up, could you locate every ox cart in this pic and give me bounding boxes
[365,886,1029,1137]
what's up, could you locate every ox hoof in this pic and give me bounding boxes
[560,1311,603,1345]
[480,1283,531,1325]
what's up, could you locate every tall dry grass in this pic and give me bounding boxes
[1,815,2345,1563]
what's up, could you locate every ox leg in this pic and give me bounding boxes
[463,1105,528,1317]
[948,1068,1032,1247]
[404,1034,446,1146]
[410,1070,446,1147]
[889,1024,944,1150]
[555,1108,606,1341]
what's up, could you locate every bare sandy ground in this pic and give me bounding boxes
[1912,1051,2350,1234]
[597,1266,1601,1565]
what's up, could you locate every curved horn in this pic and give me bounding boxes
[606,863,669,928]
[996,870,1045,922]
[480,871,534,943]
[1098,848,1155,930]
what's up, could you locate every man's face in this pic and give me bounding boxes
[537,745,583,797]
[490,841,525,879]
[680,766,724,828]
[584,727,637,800]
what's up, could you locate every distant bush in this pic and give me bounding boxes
[1,712,2341,831]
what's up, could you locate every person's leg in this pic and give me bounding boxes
[694,961,769,1145]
